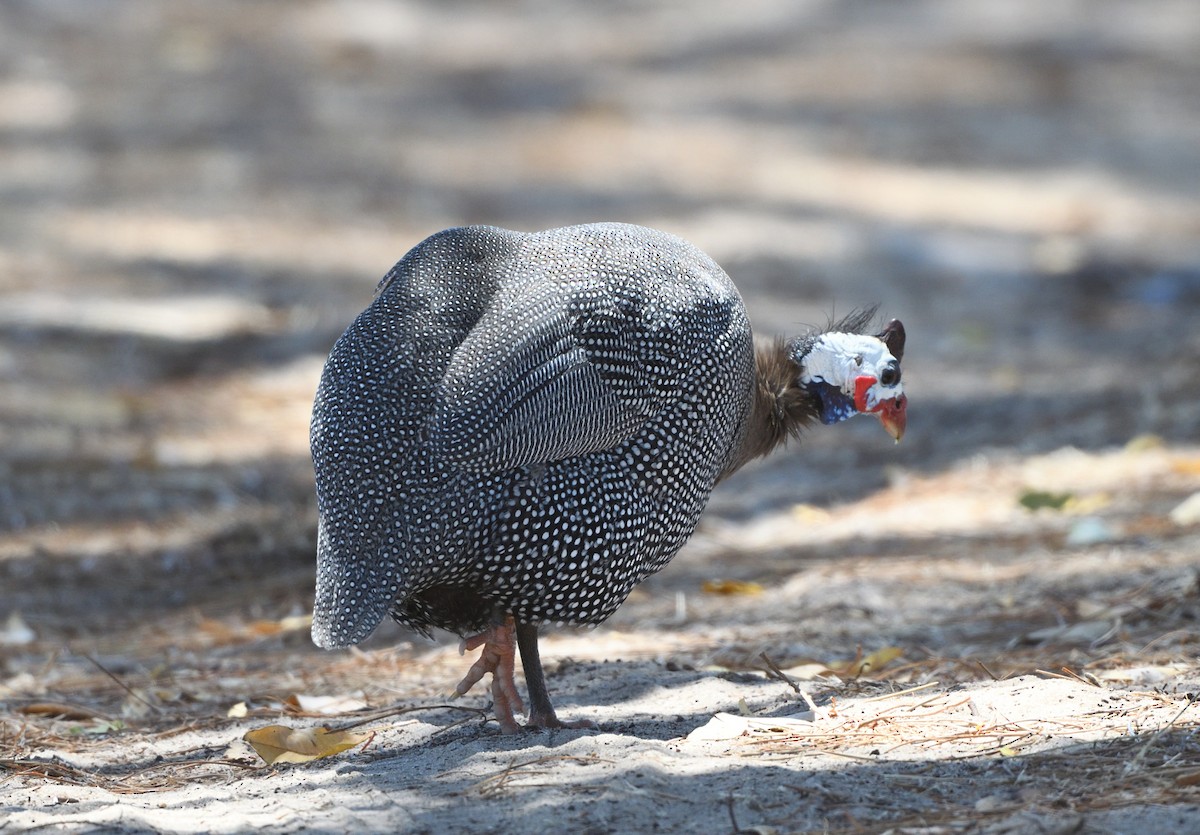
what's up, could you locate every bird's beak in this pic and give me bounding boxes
[877,393,907,442]
[853,375,907,442]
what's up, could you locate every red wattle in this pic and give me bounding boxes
[854,375,879,412]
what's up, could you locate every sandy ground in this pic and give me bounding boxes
[3,1,1200,833]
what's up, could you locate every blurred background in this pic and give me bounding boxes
[1,0,1198,651]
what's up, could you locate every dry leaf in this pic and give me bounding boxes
[0,611,36,646]
[245,620,288,637]
[1169,492,1200,526]
[685,711,818,743]
[120,689,157,720]
[245,616,312,637]
[1175,770,1200,787]
[1062,493,1111,515]
[278,614,313,632]
[198,614,313,645]
[781,661,829,679]
[71,719,126,736]
[685,713,751,742]
[1124,434,1163,453]
[701,579,764,596]
[290,692,368,715]
[1094,664,1190,684]
[1170,458,1200,477]
[19,702,108,720]
[790,504,830,524]
[243,724,368,765]
[197,618,241,645]
[1018,490,1073,511]
[824,647,903,679]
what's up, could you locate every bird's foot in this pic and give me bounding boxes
[455,617,526,734]
[455,617,595,733]
[526,705,596,731]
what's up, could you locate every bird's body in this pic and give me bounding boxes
[311,222,907,732]
[312,223,754,644]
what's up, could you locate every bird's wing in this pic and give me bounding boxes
[429,276,697,471]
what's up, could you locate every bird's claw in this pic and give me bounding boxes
[454,617,526,734]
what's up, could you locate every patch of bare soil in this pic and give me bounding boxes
[4,447,1200,833]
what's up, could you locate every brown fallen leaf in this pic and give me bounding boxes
[197,614,313,646]
[19,702,110,721]
[1170,457,1200,477]
[1176,770,1200,787]
[701,579,764,596]
[196,617,241,645]
[243,724,369,765]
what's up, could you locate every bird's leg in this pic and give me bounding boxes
[454,615,525,734]
[514,620,595,730]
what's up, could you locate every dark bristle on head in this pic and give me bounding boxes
[827,305,880,336]
[784,305,882,365]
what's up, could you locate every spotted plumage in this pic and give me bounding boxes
[311,222,907,732]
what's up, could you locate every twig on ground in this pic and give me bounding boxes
[1058,666,1103,688]
[1126,692,1199,773]
[80,651,162,715]
[759,652,819,712]
[858,682,941,704]
[456,755,607,797]
[976,659,1000,681]
[327,703,488,733]
[1034,669,1073,682]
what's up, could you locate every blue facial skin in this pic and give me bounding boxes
[812,381,859,425]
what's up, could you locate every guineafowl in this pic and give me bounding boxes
[311,223,907,732]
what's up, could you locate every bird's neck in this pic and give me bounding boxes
[721,338,819,480]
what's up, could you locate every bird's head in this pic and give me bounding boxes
[790,317,907,441]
